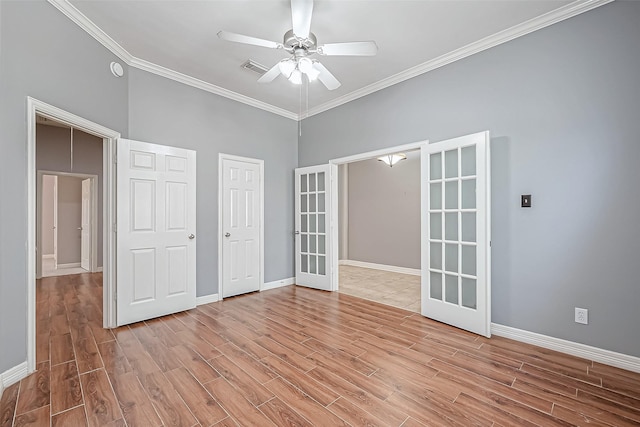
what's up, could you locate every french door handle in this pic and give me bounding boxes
[225,232,231,237]
[294,231,300,235]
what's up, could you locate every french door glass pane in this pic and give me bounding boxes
[461,245,476,276]
[430,242,442,270]
[430,272,442,300]
[317,172,325,191]
[445,274,459,304]
[309,173,316,192]
[430,183,442,209]
[430,213,442,239]
[301,214,308,233]
[445,243,458,273]
[318,214,325,233]
[310,255,316,274]
[318,256,326,275]
[462,278,477,309]
[445,181,458,209]
[430,153,442,180]
[309,214,316,232]
[301,194,307,212]
[461,213,476,242]
[445,213,458,241]
[318,193,325,212]
[461,179,476,209]
[445,149,458,178]
[310,193,317,212]
[461,146,476,177]
[309,234,316,254]
[301,254,308,273]
[318,235,325,255]
[301,234,308,252]
[301,175,307,192]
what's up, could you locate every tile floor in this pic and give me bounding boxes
[338,265,420,312]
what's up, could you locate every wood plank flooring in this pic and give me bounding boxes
[2,272,640,426]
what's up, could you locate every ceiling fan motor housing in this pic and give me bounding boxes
[284,29,317,51]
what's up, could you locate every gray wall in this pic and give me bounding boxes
[42,176,56,256]
[299,1,640,358]
[56,176,83,264]
[36,125,104,265]
[0,0,129,374]
[127,68,298,296]
[0,0,297,374]
[346,154,420,269]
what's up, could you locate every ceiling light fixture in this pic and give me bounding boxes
[277,56,321,85]
[378,153,407,167]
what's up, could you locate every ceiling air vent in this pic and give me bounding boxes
[241,60,268,75]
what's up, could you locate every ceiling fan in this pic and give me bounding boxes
[217,0,377,90]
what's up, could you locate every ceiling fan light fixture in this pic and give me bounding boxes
[306,66,320,81]
[298,57,313,74]
[288,68,303,85]
[278,59,296,77]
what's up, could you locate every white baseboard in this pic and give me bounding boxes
[340,259,421,276]
[491,323,640,374]
[96,267,103,272]
[43,254,55,259]
[0,361,29,398]
[196,293,220,306]
[57,262,81,269]
[262,277,295,291]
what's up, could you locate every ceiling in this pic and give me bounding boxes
[57,0,606,119]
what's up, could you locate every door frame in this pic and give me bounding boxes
[328,140,428,291]
[36,171,98,277]
[217,153,264,300]
[27,97,119,373]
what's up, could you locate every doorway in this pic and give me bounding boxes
[336,150,422,312]
[27,98,119,373]
[37,170,98,278]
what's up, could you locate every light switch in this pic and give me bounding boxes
[521,194,532,208]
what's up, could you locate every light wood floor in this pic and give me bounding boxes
[2,273,640,426]
[339,265,420,313]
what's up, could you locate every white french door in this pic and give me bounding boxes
[80,178,91,271]
[295,165,333,291]
[116,138,197,326]
[221,157,262,298]
[421,131,491,337]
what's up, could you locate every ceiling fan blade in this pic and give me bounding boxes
[217,30,282,49]
[314,62,341,90]
[291,0,313,39]
[318,41,378,56]
[257,62,282,84]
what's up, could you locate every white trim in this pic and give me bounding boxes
[0,361,29,391]
[47,0,611,121]
[340,260,420,276]
[330,141,426,165]
[28,97,120,375]
[491,323,640,374]
[97,267,104,272]
[262,277,295,291]
[196,294,220,306]
[305,0,614,118]
[42,254,55,259]
[218,154,265,300]
[46,0,297,121]
[56,262,82,269]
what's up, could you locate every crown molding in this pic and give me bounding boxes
[48,0,612,122]
[304,0,614,119]
[46,0,298,121]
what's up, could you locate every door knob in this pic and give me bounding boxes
[188,234,195,239]
[77,227,83,230]
[294,231,300,235]
[225,232,231,237]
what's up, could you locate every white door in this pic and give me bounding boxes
[221,157,262,298]
[80,178,91,271]
[295,165,333,291]
[116,138,197,326]
[421,131,491,337]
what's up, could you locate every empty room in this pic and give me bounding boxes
[1,1,639,426]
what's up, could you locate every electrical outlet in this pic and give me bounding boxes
[575,307,588,325]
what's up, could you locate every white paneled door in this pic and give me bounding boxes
[421,131,491,337]
[221,157,262,298]
[295,165,333,291]
[80,178,91,271]
[116,138,196,326]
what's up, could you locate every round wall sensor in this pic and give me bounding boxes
[110,61,124,77]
